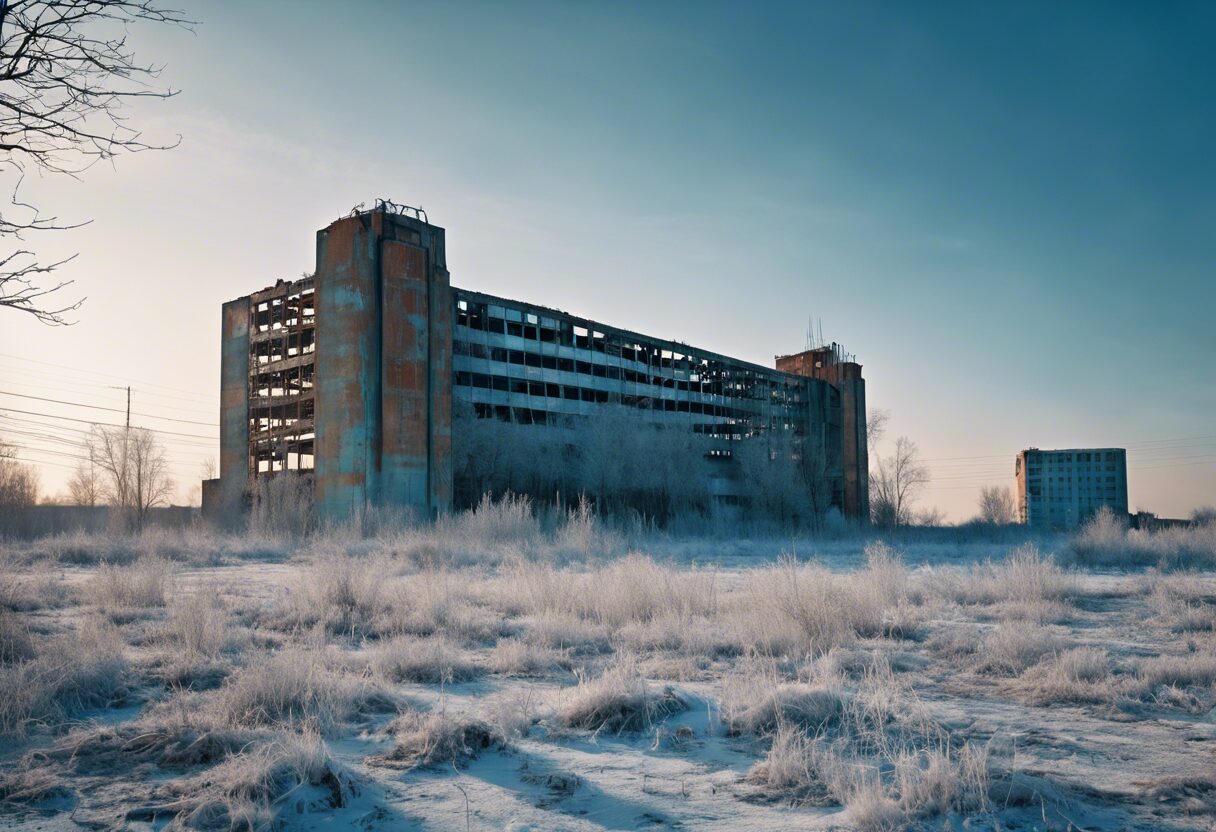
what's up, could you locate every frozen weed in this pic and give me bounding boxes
[209,648,395,735]
[373,635,481,684]
[374,709,501,770]
[0,620,128,736]
[85,556,171,610]
[487,637,566,676]
[1015,647,1113,705]
[975,623,1066,676]
[559,656,687,734]
[162,731,350,830]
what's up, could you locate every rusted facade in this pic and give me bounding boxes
[208,203,869,523]
[775,345,869,523]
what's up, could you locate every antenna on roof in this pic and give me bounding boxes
[374,198,428,224]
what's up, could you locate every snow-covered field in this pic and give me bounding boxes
[1,514,1214,831]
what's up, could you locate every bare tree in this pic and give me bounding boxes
[0,436,39,505]
[86,424,173,530]
[1191,506,1216,527]
[67,457,101,505]
[0,0,192,324]
[869,436,929,529]
[976,484,1016,525]
[866,408,889,450]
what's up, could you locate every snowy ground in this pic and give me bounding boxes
[1,527,1214,831]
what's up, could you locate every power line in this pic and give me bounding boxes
[918,435,1216,464]
[1134,459,1216,472]
[0,406,217,441]
[0,352,220,403]
[0,415,218,453]
[0,391,219,427]
[4,429,209,463]
[0,367,218,412]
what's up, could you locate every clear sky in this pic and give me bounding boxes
[2,0,1213,520]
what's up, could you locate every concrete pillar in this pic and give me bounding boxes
[218,297,250,509]
[313,210,452,522]
[837,366,868,523]
[314,212,383,520]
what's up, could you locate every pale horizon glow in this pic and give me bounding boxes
[1,0,1213,521]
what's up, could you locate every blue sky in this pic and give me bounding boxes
[2,0,1213,518]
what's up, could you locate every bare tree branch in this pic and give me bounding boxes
[0,0,193,324]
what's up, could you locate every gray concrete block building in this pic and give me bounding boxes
[1015,447,1128,529]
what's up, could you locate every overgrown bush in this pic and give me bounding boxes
[1070,507,1216,569]
[84,556,171,609]
[0,621,128,736]
[560,657,687,734]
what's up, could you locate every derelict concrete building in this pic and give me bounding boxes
[1015,447,1128,529]
[204,202,869,523]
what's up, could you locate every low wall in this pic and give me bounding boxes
[0,505,199,539]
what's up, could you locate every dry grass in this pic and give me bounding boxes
[372,634,481,684]
[273,554,387,637]
[160,731,349,830]
[745,656,993,826]
[1015,647,1113,705]
[720,657,848,736]
[165,591,232,658]
[1070,508,1216,569]
[975,623,1067,676]
[84,556,171,610]
[724,681,846,737]
[0,567,69,611]
[0,767,66,803]
[1,521,1211,830]
[207,649,395,735]
[375,709,501,769]
[1143,571,1216,632]
[559,657,687,734]
[0,620,128,736]
[1137,652,1216,689]
[731,547,915,659]
[487,636,567,676]
[932,545,1076,614]
[0,608,34,665]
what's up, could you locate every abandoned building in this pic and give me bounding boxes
[1015,447,1129,529]
[203,202,869,523]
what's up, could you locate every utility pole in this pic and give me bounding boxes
[110,385,131,430]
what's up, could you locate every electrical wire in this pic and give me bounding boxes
[0,391,219,427]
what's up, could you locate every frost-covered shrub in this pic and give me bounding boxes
[165,731,349,830]
[1070,507,1216,569]
[1015,647,1113,705]
[976,624,1065,676]
[210,649,394,735]
[559,657,686,734]
[375,710,500,769]
[723,680,846,736]
[373,635,481,684]
[273,553,387,637]
[1137,653,1216,689]
[85,556,171,609]
[0,621,127,736]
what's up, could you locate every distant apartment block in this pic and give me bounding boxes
[1015,448,1128,529]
